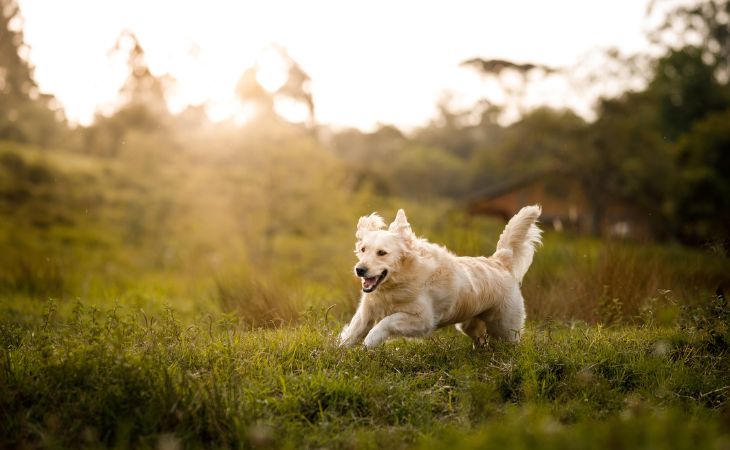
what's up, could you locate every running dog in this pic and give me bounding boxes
[339,206,542,348]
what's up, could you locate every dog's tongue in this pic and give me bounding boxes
[363,276,378,290]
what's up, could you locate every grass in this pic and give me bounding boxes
[1,142,727,324]
[1,297,729,449]
[1,142,729,448]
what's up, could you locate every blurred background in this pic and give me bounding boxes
[0,0,728,325]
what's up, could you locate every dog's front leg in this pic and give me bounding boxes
[339,300,374,347]
[363,311,434,348]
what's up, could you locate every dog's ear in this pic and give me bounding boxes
[389,209,415,245]
[356,212,386,239]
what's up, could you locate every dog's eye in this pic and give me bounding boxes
[377,250,388,256]
[361,247,366,253]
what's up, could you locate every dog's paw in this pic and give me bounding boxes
[338,332,358,349]
[363,330,385,349]
[338,336,351,348]
[473,334,489,349]
[337,327,351,346]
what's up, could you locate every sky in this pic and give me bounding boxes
[18,0,653,131]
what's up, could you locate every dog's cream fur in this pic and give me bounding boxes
[339,205,542,348]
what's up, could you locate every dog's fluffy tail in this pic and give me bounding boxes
[493,205,542,283]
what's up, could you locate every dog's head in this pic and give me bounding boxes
[353,209,415,293]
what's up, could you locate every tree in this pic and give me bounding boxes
[111,30,172,118]
[672,109,730,246]
[461,57,556,122]
[647,46,730,140]
[0,0,65,146]
[330,125,407,195]
[84,30,175,156]
[235,45,315,127]
[414,95,491,161]
[641,3,730,243]
[585,94,674,237]
[0,0,34,104]
[275,50,315,128]
[387,144,469,199]
[490,108,585,175]
[648,0,730,81]
[235,66,275,120]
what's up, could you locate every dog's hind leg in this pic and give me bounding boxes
[363,312,435,348]
[482,290,526,343]
[456,318,488,348]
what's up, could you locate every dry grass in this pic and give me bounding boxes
[214,274,299,328]
[523,238,728,324]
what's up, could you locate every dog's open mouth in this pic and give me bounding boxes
[361,270,388,293]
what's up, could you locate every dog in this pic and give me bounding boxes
[339,205,541,348]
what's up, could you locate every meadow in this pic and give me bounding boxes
[2,0,730,446]
[1,143,729,449]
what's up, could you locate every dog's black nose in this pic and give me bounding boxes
[355,267,368,277]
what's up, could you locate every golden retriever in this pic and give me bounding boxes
[339,206,542,348]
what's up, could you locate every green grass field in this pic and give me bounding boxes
[2,300,729,449]
[1,143,729,449]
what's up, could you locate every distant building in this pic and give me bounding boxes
[467,175,653,239]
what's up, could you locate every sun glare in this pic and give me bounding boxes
[255,47,288,93]
[18,0,651,130]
